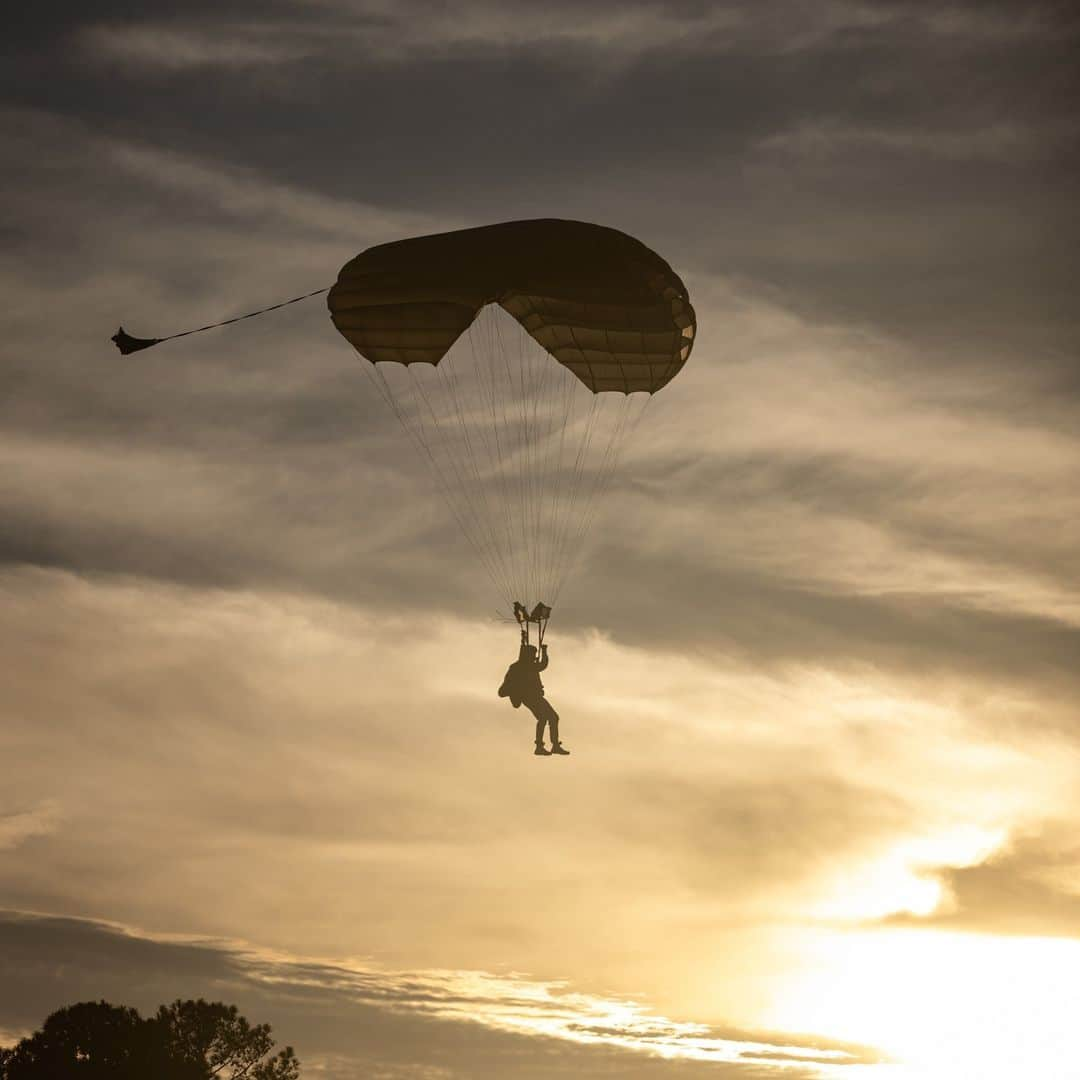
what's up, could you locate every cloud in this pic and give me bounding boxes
[81,24,315,69]
[66,2,1078,72]
[753,119,1070,163]
[3,6,1080,1073]
[882,825,1080,937]
[0,804,61,851]
[2,564,1075,1035]
[0,109,1077,702]
[0,910,876,1077]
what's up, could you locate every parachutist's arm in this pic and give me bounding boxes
[537,646,549,672]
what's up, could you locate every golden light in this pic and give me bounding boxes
[768,928,1080,1080]
[811,825,1006,921]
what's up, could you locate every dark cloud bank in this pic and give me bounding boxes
[4,1,1077,362]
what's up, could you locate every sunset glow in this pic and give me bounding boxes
[3,2,1078,1078]
[772,931,1080,1080]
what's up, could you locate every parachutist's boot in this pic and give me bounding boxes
[550,742,570,755]
[534,742,551,756]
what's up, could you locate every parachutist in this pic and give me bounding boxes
[498,640,568,756]
[112,220,695,757]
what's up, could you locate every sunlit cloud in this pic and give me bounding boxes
[3,4,1079,1078]
[1,911,876,1076]
[0,804,61,851]
[242,951,867,1069]
[3,566,1077,1038]
[810,825,1006,921]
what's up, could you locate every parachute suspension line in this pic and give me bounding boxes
[466,307,525,607]
[405,361,516,605]
[579,397,635,550]
[547,392,641,609]
[544,316,608,601]
[511,311,537,607]
[509,315,537,606]
[525,316,552,608]
[544,393,604,605]
[496,309,534,606]
[552,393,651,609]
[517,317,540,609]
[363,358,511,604]
[392,368,485,586]
[547,394,606,603]
[484,315,520,601]
[539,367,580,603]
[528,326,556,603]
[439,331,517,605]
[537,338,570,600]
[536,365,574,604]
[465,312,512,598]
[547,368,596,600]
[565,393,648,609]
[564,395,640,597]
[465,304,582,615]
[363,360,501,596]
[357,302,661,622]
[533,324,564,604]
[522,322,543,607]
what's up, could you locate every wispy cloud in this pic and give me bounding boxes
[74,2,1068,71]
[754,120,1076,163]
[81,24,315,69]
[3,4,1079,1077]
[0,804,60,851]
[0,910,876,1077]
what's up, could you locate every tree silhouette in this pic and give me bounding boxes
[154,1000,298,1079]
[0,999,299,1079]
[0,1002,150,1080]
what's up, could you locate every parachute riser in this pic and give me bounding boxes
[513,599,551,649]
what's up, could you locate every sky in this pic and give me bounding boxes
[2,1,1079,1077]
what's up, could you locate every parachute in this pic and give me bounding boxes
[328,219,696,635]
[111,218,695,637]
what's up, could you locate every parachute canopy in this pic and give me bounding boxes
[328,218,695,393]
[107,220,695,627]
[328,219,696,622]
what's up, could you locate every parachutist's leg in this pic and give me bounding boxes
[549,704,568,754]
[525,700,550,755]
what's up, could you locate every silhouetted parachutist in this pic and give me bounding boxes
[499,628,568,756]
